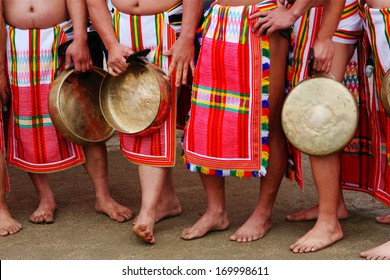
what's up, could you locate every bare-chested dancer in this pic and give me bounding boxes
[86,0,203,244]
[2,0,133,224]
[359,0,390,260]
[0,0,22,236]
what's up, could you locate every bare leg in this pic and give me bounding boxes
[0,154,22,236]
[360,240,390,260]
[155,168,182,222]
[133,167,181,225]
[285,190,348,221]
[290,42,355,253]
[376,214,390,224]
[28,173,57,224]
[83,143,133,222]
[290,153,343,253]
[230,32,288,242]
[181,174,229,240]
[133,166,175,244]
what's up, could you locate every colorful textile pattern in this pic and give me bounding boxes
[109,2,178,167]
[182,1,277,178]
[5,22,85,173]
[340,48,378,200]
[352,4,390,206]
[334,0,363,44]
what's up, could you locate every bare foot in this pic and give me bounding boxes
[95,197,133,222]
[286,204,348,222]
[155,197,182,223]
[29,198,57,224]
[181,211,229,240]
[230,214,272,242]
[376,215,390,224]
[133,223,155,244]
[0,208,22,236]
[133,198,182,225]
[290,220,343,253]
[360,240,390,260]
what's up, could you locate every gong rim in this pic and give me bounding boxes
[282,77,359,156]
[49,67,116,145]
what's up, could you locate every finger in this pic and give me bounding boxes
[86,60,93,71]
[257,21,272,37]
[175,63,183,87]
[248,11,261,19]
[108,67,119,77]
[249,10,268,19]
[190,60,195,77]
[65,53,72,69]
[181,65,189,85]
[266,25,277,35]
[324,62,331,74]
[251,21,261,33]
[167,60,176,79]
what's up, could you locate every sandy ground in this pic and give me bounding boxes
[0,134,389,260]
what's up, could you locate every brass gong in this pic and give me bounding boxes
[282,77,359,156]
[99,51,172,136]
[49,67,116,145]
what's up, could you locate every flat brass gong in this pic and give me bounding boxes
[282,77,359,156]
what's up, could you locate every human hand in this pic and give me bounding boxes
[163,35,195,87]
[249,1,293,37]
[65,39,93,72]
[312,37,334,74]
[106,42,132,76]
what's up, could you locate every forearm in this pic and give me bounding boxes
[66,0,88,42]
[289,0,330,22]
[317,1,345,40]
[179,0,203,41]
[86,0,118,52]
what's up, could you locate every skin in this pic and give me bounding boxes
[180,0,289,243]
[2,0,133,224]
[231,0,351,253]
[86,0,203,243]
[0,0,22,237]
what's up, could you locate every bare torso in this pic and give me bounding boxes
[2,0,68,29]
[111,0,181,15]
[365,0,390,8]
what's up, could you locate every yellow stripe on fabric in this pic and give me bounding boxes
[154,13,164,67]
[341,1,358,20]
[130,15,142,50]
[52,25,61,80]
[14,115,53,128]
[31,29,38,86]
[10,27,18,86]
[112,9,120,40]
